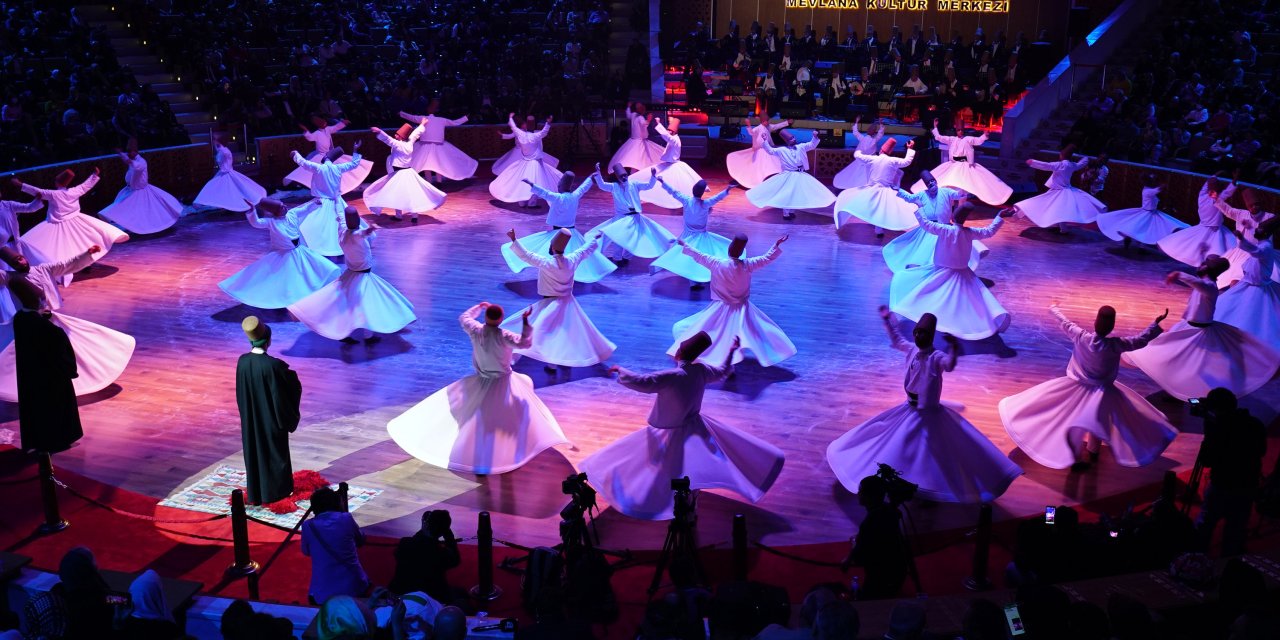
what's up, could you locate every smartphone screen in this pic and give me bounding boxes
[1045,506,1056,525]
[1005,604,1026,636]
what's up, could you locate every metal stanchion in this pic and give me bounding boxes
[470,511,502,601]
[964,504,994,591]
[338,481,350,511]
[732,514,748,582]
[37,453,68,534]
[225,489,260,585]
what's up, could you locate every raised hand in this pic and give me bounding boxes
[522,307,533,321]
[92,167,101,176]
[9,178,22,189]
[906,139,915,149]
[546,116,553,123]
[370,126,383,135]
[1155,308,1169,324]
[1165,271,1181,285]
[608,365,621,376]
[342,119,351,126]
[878,304,891,320]
[1025,158,1035,166]
[650,168,657,177]
[731,336,742,349]
[594,162,602,175]
[509,112,515,120]
[88,245,102,254]
[419,117,428,126]
[775,234,790,246]
[506,228,517,240]
[656,175,666,183]
[352,139,362,151]
[298,124,309,133]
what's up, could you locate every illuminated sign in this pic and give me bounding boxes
[779,0,1009,10]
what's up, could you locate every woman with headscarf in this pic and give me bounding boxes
[120,570,181,639]
[317,595,376,640]
[56,547,118,639]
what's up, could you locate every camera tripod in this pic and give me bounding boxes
[894,501,926,595]
[648,488,705,596]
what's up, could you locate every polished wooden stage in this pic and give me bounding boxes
[3,164,1276,551]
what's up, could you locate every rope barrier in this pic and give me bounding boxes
[52,473,229,524]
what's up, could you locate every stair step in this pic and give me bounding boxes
[169,101,204,114]
[176,112,215,125]
[125,62,168,76]
[117,55,154,65]
[152,82,185,94]
[110,37,142,49]
[136,72,176,84]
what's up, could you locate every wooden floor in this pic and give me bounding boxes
[3,162,1277,551]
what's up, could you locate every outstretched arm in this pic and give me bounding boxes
[969,214,1006,239]
[707,186,732,206]
[43,246,101,279]
[399,110,427,122]
[879,306,912,353]
[333,152,364,173]
[506,231,554,269]
[1049,305,1085,341]
[1118,308,1168,351]
[66,172,100,198]
[893,148,916,167]
[744,235,787,271]
[1025,158,1056,171]
[292,150,324,171]
[458,303,487,336]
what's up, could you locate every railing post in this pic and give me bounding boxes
[470,511,502,601]
[37,453,68,534]
[963,504,994,591]
[225,489,260,583]
[732,514,748,582]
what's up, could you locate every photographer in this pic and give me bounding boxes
[841,475,908,599]
[390,510,462,603]
[301,488,370,605]
[1195,388,1266,556]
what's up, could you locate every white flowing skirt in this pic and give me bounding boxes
[500,228,616,283]
[0,312,136,401]
[363,169,447,215]
[579,415,785,520]
[1121,320,1280,400]
[726,147,782,189]
[287,270,417,340]
[1156,224,1237,267]
[218,247,341,309]
[1217,246,1280,288]
[889,266,1010,340]
[282,153,374,195]
[999,377,1177,470]
[194,170,266,212]
[1215,280,1280,353]
[22,214,129,284]
[831,158,871,190]
[1017,187,1106,227]
[910,161,1013,206]
[650,229,731,282]
[493,148,559,176]
[883,227,983,273]
[499,296,615,366]
[609,138,664,171]
[826,402,1023,503]
[593,214,677,259]
[668,301,797,367]
[746,171,836,211]
[387,372,567,474]
[639,162,705,209]
[409,142,478,180]
[488,158,564,203]
[293,198,347,257]
[834,185,918,230]
[1096,208,1189,245]
[99,185,182,234]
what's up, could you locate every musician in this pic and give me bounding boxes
[827,65,852,117]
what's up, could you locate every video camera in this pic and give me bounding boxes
[671,476,696,523]
[560,472,597,522]
[876,463,919,506]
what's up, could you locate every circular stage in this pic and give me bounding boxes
[5,164,1275,551]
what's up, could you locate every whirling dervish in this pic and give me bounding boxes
[218,198,340,309]
[826,309,1023,502]
[1006,145,1105,232]
[362,120,446,223]
[746,131,835,220]
[0,182,44,262]
[1121,255,1280,400]
[1212,188,1277,287]
[193,133,267,213]
[287,208,417,343]
[637,117,705,209]
[889,204,1013,340]
[580,333,786,520]
[501,172,615,283]
[726,115,791,188]
[1156,172,1240,267]
[650,178,734,288]
[831,117,886,190]
[909,121,1011,206]
[283,115,372,195]
[291,141,367,256]
[99,138,183,234]
[667,233,796,367]
[1095,173,1189,249]
[0,245,136,401]
[499,228,615,371]
[494,115,560,176]
[399,100,479,182]
[833,138,917,234]
[488,113,563,207]
[999,304,1177,471]
[387,302,568,475]
[608,101,664,170]
[1214,217,1280,353]
[590,164,673,263]
[12,168,128,285]
[883,170,980,273]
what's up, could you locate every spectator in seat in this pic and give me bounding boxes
[840,475,908,599]
[302,487,370,605]
[1195,387,1267,556]
[390,509,462,603]
[120,570,182,640]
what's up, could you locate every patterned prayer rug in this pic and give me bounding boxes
[158,465,381,530]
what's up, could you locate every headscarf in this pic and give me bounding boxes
[128,569,172,622]
[58,547,106,594]
[318,595,375,640]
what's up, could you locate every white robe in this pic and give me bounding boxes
[287,227,416,339]
[579,359,785,520]
[650,184,732,283]
[1157,181,1239,266]
[827,323,1022,502]
[0,198,47,264]
[99,153,182,234]
[726,121,788,188]
[387,304,568,474]
[1122,272,1280,400]
[746,138,835,211]
[282,122,374,194]
[194,145,267,212]
[20,174,129,285]
[400,112,479,180]
[588,172,673,259]
[834,149,917,230]
[889,213,1010,340]
[638,122,704,209]
[1017,158,1106,227]
[831,127,885,190]
[1096,186,1189,246]
[488,118,563,203]
[363,125,447,215]
[608,108,664,170]
[218,208,340,309]
[1000,309,1176,469]
[909,129,1012,205]
[1215,239,1280,353]
[883,187,984,272]
[291,151,367,256]
[498,236,615,366]
[1214,202,1278,287]
[500,180,616,283]
[667,244,797,366]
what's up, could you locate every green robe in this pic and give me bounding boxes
[235,351,302,504]
[15,309,82,453]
